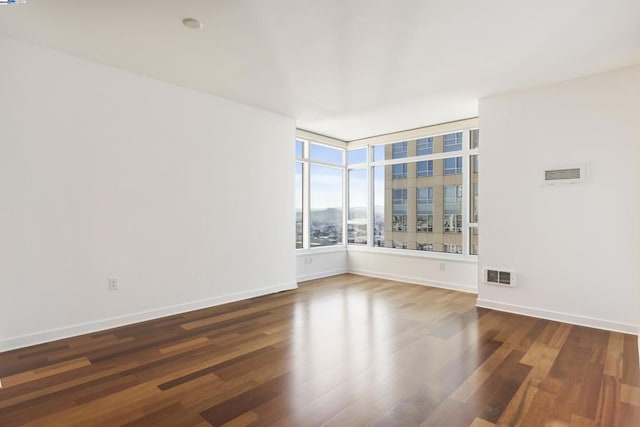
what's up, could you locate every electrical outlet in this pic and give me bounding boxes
[439,263,446,271]
[108,277,119,290]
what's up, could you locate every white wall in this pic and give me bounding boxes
[296,248,348,282]
[478,65,640,334]
[348,248,478,293]
[0,36,296,351]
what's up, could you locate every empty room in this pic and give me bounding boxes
[1,1,639,426]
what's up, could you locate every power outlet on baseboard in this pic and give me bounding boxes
[439,262,446,271]
[108,277,119,291]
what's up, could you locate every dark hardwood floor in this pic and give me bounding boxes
[1,274,639,426]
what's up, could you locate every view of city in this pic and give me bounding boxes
[296,130,478,254]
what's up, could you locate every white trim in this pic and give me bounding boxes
[297,268,349,283]
[0,281,298,353]
[296,129,347,148]
[347,118,479,147]
[349,268,477,294]
[347,244,478,263]
[476,298,640,335]
[296,245,346,255]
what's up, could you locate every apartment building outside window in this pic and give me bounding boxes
[417,187,433,232]
[416,137,434,177]
[444,185,462,233]
[392,188,408,232]
[444,132,462,175]
[392,141,408,179]
[374,127,478,255]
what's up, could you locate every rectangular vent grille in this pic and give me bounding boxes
[542,164,585,185]
[484,268,515,287]
[545,168,580,181]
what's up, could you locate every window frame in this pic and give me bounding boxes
[297,119,479,261]
[296,132,347,252]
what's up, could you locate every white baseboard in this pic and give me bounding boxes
[0,281,298,353]
[296,268,348,283]
[476,298,640,335]
[348,268,477,294]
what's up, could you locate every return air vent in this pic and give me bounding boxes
[542,164,585,185]
[484,268,515,287]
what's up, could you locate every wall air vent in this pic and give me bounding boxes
[542,164,585,185]
[484,268,515,287]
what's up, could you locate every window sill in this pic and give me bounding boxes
[296,245,347,255]
[346,245,478,263]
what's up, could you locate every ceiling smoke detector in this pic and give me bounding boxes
[182,18,202,30]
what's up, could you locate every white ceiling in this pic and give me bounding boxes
[1,0,640,141]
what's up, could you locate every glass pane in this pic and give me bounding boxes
[295,139,304,158]
[310,165,343,246]
[444,156,462,175]
[391,141,408,179]
[348,224,367,245]
[373,145,385,162]
[373,166,385,247]
[295,162,303,249]
[417,187,433,232]
[392,188,407,232]
[416,137,433,155]
[373,157,463,253]
[348,147,367,165]
[348,169,367,245]
[392,163,408,179]
[348,169,367,221]
[417,160,433,177]
[471,129,479,149]
[470,227,479,255]
[444,185,463,233]
[310,143,344,165]
[392,142,408,158]
[471,154,478,223]
[443,132,463,152]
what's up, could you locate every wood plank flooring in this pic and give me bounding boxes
[1,274,638,426]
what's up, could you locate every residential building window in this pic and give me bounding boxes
[392,188,408,232]
[417,242,433,251]
[417,187,433,232]
[392,141,408,158]
[444,157,462,175]
[392,142,408,179]
[444,132,463,175]
[417,160,433,177]
[416,137,433,155]
[470,227,479,255]
[393,241,408,249]
[444,244,463,254]
[444,185,462,233]
[444,132,462,152]
[471,129,479,149]
[393,163,408,179]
